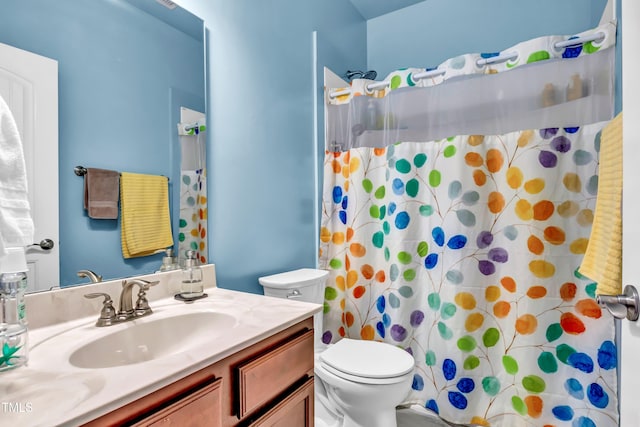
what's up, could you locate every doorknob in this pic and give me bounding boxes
[29,239,54,250]
[596,285,640,321]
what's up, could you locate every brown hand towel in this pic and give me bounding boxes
[84,168,120,219]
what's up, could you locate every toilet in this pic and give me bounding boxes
[259,268,415,427]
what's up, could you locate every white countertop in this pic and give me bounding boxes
[0,280,321,426]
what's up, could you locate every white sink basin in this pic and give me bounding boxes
[68,311,237,369]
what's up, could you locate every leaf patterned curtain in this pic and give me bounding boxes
[319,23,618,427]
[178,124,208,264]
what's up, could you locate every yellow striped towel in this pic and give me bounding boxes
[579,112,622,296]
[120,172,173,259]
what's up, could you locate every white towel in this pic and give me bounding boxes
[0,94,34,257]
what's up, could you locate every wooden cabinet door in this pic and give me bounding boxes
[237,329,314,419]
[132,378,223,427]
[248,378,314,427]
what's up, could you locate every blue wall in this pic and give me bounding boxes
[367,0,609,77]
[0,0,204,287]
[177,0,367,294]
[174,0,619,296]
[3,0,618,294]
[367,0,620,113]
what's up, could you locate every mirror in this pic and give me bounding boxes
[0,0,206,291]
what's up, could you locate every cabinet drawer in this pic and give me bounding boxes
[237,329,314,418]
[249,377,314,427]
[132,378,223,427]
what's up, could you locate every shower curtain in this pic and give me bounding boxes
[178,122,208,264]
[320,23,618,427]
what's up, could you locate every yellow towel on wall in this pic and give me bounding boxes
[120,172,173,259]
[579,112,622,296]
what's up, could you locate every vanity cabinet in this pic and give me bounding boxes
[82,317,315,427]
[132,379,223,427]
[248,377,314,427]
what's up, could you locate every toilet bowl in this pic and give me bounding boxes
[259,269,415,427]
[315,338,414,427]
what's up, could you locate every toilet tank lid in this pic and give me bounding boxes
[258,268,329,289]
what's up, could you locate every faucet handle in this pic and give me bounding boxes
[84,292,117,327]
[121,279,159,290]
[140,280,160,291]
[134,281,159,315]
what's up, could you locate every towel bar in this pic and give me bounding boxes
[74,166,169,181]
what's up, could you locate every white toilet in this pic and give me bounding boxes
[259,268,415,427]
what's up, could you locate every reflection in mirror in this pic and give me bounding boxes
[0,0,206,292]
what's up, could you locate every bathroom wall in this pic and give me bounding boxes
[367,0,610,78]
[0,0,617,294]
[367,0,621,114]
[175,0,367,294]
[0,0,205,286]
[174,0,622,296]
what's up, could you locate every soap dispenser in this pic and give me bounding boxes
[0,247,29,372]
[178,250,204,300]
[158,248,178,272]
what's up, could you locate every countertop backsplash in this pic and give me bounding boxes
[25,264,217,329]
[2,265,321,427]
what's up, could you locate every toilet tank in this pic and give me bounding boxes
[258,268,329,305]
[259,268,330,352]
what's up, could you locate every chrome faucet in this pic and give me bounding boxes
[84,279,159,326]
[77,269,102,283]
[117,279,158,321]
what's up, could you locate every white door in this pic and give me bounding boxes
[620,0,640,425]
[0,42,59,293]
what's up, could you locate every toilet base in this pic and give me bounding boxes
[315,398,340,427]
[314,360,413,427]
[315,403,449,427]
[315,398,397,427]
[315,379,402,427]
[396,405,450,427]
[341,410,397,427]
[314,380,341,427]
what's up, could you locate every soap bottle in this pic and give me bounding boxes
[0,247,29,372]
[365,98,378,130]
[180,250,203,298]
[158,248,178,272]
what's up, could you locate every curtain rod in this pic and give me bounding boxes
[177,120,207,136]
[328,31,606,100]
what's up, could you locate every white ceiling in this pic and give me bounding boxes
[348,0,426,20]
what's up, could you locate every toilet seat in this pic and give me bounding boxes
[318,338,414,385]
